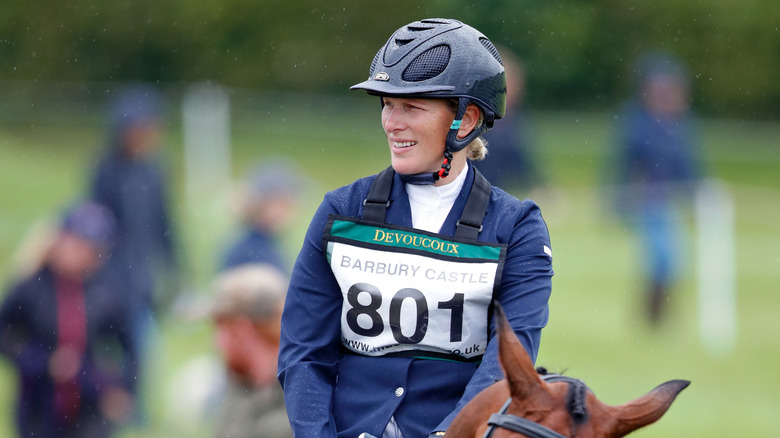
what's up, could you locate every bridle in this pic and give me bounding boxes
[482,374,592,438]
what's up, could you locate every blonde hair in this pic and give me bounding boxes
[466,136,488,161]
[10,217,58,281]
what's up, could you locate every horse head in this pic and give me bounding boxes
[447,305,689,438]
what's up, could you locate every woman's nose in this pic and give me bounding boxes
[383,108,405,133]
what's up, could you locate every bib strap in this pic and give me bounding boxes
[455,167,491,241]
[362,166,395,222]
[363,166,492,241]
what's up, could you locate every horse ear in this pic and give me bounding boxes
[495,304,544,399]
[607,379,690,436]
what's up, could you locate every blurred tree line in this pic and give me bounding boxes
[1,0,777,119]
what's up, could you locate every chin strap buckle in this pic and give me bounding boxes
[434,149,454,181]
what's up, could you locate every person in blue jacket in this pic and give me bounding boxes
[477,47,542,192]
[90,85,180,318]
[611,52,702,325]
[89,84,181,423]
[278,18,554,438]
[220,159,303,274]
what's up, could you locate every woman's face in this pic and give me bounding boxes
[381,97,455,176]
[122,118,162,159]
[642,74,690,117]
[48,233,102,279]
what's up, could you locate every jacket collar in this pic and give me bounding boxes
[384,163,475,236]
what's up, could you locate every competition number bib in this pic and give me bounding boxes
[325,217,504,360]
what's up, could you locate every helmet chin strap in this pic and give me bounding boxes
[398,170,439,185]
[433,148,454,181]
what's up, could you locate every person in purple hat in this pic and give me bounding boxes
[0,200,138,438]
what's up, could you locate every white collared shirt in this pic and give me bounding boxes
[405,163,469,233]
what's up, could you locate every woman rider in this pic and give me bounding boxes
[278,18,553,438]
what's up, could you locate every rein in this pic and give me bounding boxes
[482,374,592,438]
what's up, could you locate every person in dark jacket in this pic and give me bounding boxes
[88,85,180,414]
[0,201,137,438]
[90,84,179,317]
[278,19,553,438]
[220,159,302,274]
[611,52,703,324]
[477,47,542,192]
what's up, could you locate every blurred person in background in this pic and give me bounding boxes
[476,47,543,193]
[209,264,291,438]
[0,200,137,438]
[610,52,704,325]
[88,84,181,418]
[279,18,553,438]
[219,159,303,274]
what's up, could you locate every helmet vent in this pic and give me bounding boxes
[369,48,382,75]
[395,38,415,46]
[407,24,435,32]
[420,18,451,25]
[402,45,451,82]
[479,37,503,66]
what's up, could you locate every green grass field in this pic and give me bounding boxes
[1,90,778,437]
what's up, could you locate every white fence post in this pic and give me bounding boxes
[181,83,233,285]
[182,83,231,208]
[695,178,737,356]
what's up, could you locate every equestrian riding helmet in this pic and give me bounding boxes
[351,18,507,152]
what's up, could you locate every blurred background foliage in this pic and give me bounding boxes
[2,0,779,118]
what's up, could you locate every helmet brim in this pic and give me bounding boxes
[350,80,455,96]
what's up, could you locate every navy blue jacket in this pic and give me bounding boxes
[220,228,289,274]
[613,101,701,214]
[0,267,138,437]
[478,109,540,190]
[278,165,553,438]
[90,150,177,312]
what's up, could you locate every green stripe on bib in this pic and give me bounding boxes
[331,219,501,260]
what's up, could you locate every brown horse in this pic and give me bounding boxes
[446,306,690,438]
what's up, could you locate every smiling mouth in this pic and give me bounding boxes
[393,141,417,148]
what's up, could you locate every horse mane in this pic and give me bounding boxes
[536,366,589,425]
[568,382,590,425]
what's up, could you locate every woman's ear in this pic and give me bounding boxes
[456,104,482,140]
